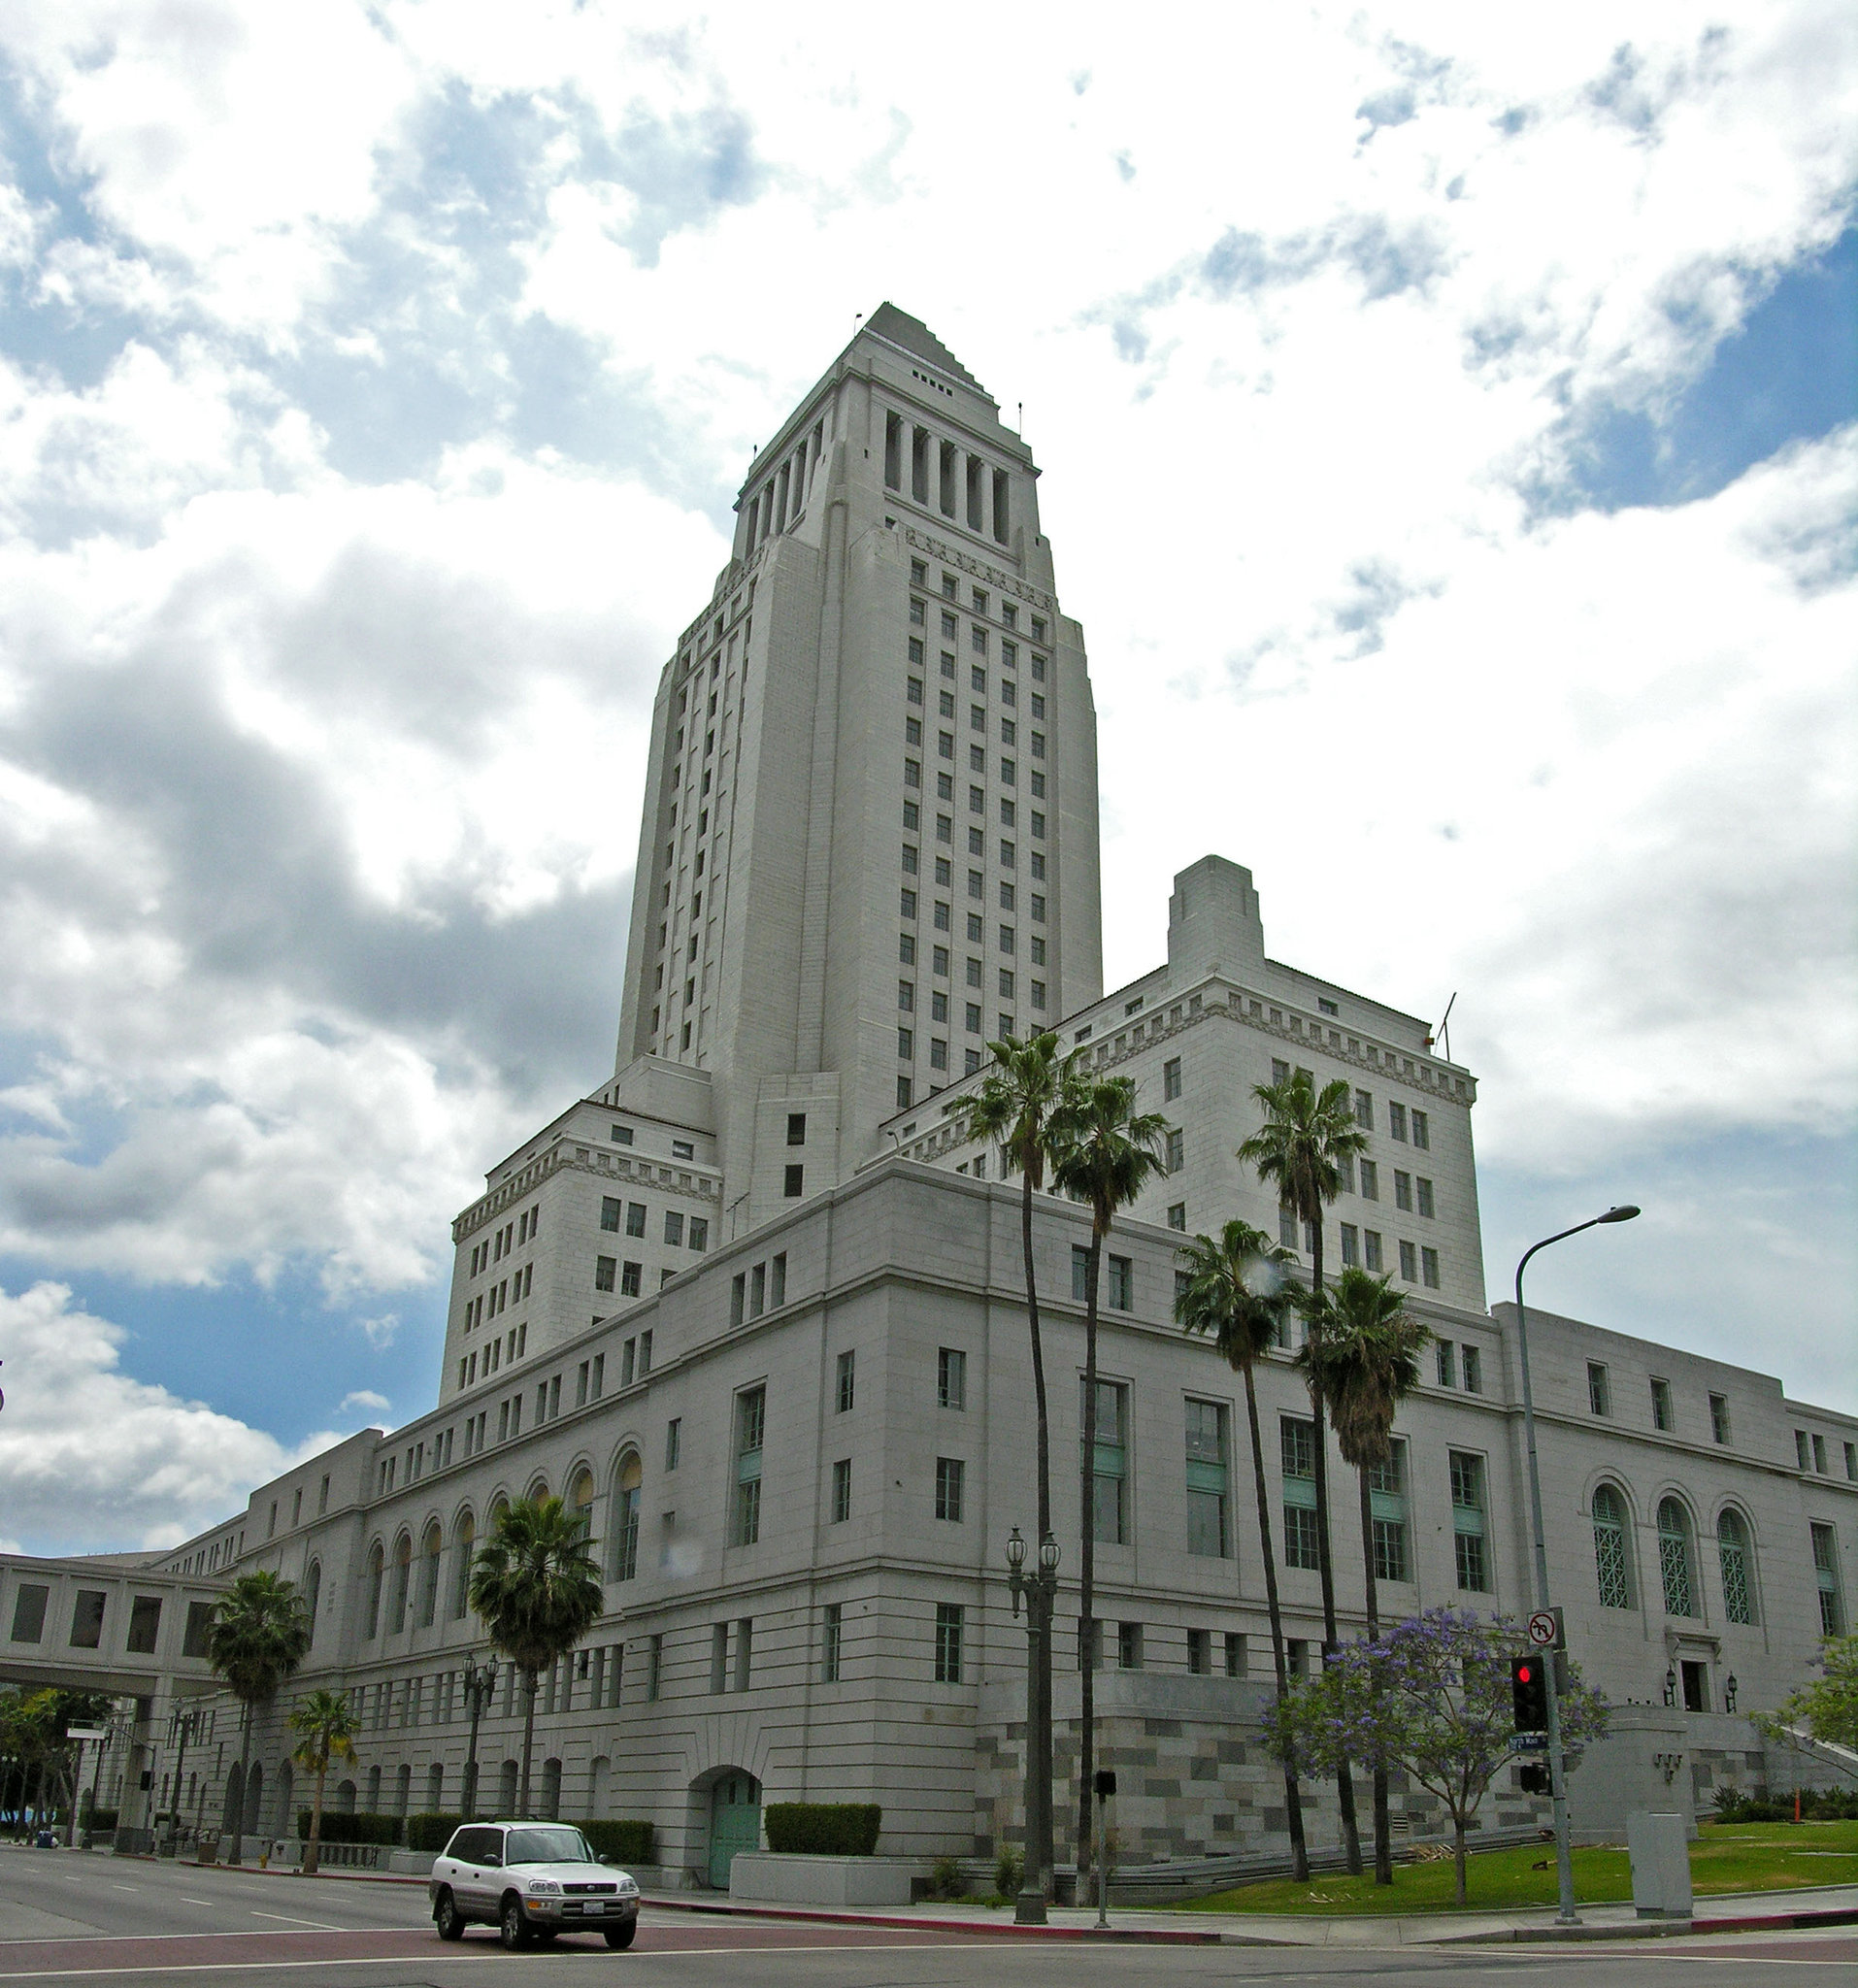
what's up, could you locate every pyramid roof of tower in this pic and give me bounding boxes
[861,303,984,393]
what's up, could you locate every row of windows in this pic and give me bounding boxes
[907,557,1047,644]
[1264,1067,1434,1149]
[598,1197,711,1251]
[1276,1426,1494,1589]
[456,1320,526,1391]
[467,1204,539,1278]
[1796,1429,1858,1479]
[1271,1211,1443,1286]
[463,1264,530,1334]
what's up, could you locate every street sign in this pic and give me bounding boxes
[1526,1610,1558,1648]
[1512,1733,1549,1750]
[66,1727,108,1743]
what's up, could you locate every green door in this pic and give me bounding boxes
[707,1773,761,1889]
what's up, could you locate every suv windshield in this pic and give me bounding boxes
[505,1827,594,1866]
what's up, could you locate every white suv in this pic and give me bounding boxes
[429,1821,642,1950]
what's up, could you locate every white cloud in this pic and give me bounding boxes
[339,1388,389,1417]
[0,1280,343,1552]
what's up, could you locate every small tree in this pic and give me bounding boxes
[1268,1608,1609,1905]
[288,1689,358,1876]
[207,1572,311,1865]
[469,1496,604,1815]
[1755,1633,1858,1750]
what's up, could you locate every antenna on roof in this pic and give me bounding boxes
[1017,400,1023,431]
[1434,992,1457,1064]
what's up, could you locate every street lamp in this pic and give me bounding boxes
[1004,1527,1060,1925]
[460,1654,500,1821]
[1514,1203,1640,1928]
[163,1706,203,1858]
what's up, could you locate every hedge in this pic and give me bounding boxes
[297,1809,402,1846]
[579,1818,657,1866]
[406,1812,463,1851]
[763,1804,880,1857]
[1712,1787,1858,1823]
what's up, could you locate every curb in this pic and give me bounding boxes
[640,1896,1229,1944]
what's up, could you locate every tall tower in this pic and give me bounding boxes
[614,306,1103,1237]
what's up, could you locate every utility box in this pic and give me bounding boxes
[1627,1811,1692,1919]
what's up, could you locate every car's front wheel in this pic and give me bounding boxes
[433,1890,466,1942]
[604,1921,637,1949]
[499,1895,532,1950]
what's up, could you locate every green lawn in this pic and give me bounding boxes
[1179,1820,1858,1916]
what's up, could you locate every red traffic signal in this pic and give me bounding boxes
[1511,1655,1547,1733]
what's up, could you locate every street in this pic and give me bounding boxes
[0,1848,1852,1986]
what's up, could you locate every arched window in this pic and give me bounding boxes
[365,1544,384,1640]
[452,1511,475,1621]
[390,1535,413,1635]
[1657,1497,1696,1617]
[570,1469,596,1544]
[541,1757,563,1822]
[304,1560,321,1649]
[1716,1508,1755,1625]
[528,1477,550,1505]
[1591,1485,1631,1608]
[613,1456,642,1582]
[418,1523,443,1629]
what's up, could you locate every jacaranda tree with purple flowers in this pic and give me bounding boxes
[1266,1608,1609,1905]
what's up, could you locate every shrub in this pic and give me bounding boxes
[1710,1787,1858,1824]
[580,1819,656,1866]
[406,1813,463,1852]
[994,1845,1023,1898]
[763,1803,881,1856]
[82,1807,118,1832]
[927,1855,965,1900]
[297,1809,402,1846]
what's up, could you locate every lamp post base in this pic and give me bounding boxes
[1013,1885,1048,1925]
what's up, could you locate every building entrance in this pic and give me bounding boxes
[706,1773,760,1890]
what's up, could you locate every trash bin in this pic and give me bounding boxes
[196,1831,221,1867]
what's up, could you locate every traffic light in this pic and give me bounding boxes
[1511,1655,1547,1733]
[1518,1764,1550,1796]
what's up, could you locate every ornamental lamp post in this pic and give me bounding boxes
[460,1654,500,1822]
[1513,1203,1640,1928]
[1005,1527,1060,1925]
[163,1706,203,1857]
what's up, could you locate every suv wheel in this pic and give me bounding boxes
[433,1890,466,1941]
[499,1894,532,1950]
[604,1921,637,1949]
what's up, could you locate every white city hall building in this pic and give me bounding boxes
[5,308,1854,1889]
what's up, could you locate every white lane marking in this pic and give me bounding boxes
[247,1912,345,1931]
[179,1901,215,1907]
[108,1886,138,1893]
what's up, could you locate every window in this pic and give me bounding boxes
[664,1210,684,1247]
[1717,1508,1755,1625]
[1657,1497,1696,1616]
[1084,1378,1129,1543]
[1167,1202,1187,1232]
[1225,1632,1248,1677]
[673,1139,694,1160]
[1354,1089,1373,1128]
[1813,1433,1829,1474]
[1359,1160,1378,1201]
[620,1260,642,1297]
[1368,1441,1409,1582]
[934,1603,964,1683]
[1416,1178,1435,1218]
[1165,1127,1184,1174]
[831,1458,851,1523]
[1650,1377,1674,1432]
[1363,1229,1383,1273]
[1281,1417,1320,1569]
[1462,1345,1482,1393]
[600,1196,621,1232]
[594,1255,616,1293]
[646,1633,662,1702]
[624,1201,647,1238]
[733,1387,766,1545]
[125,1594,161,1654]
[1117,1621,1143,1670]
[665,1417,681,1470]
[1592,1483,1632,1607]
[1709,1393,1732,1444]
[1107,1254,1133,1310]
[1185,1399,1230,1557]
[1411,1110,1429,1149]
[1436,1342,1456,1387]
[1163,1056,1182,1101]
[1811,1522,1844,1636]
[689,1216,709,1251]
[1339,1222,1359,1266]
[1421,1246,1440,1289]
[1796,1429,1812,1471]
[783,1163,804,1198]
[822,1603,843,1682]
[1449,1452,1488,1591]
[1187,1628,1211,1674]
[1398,1240,1417,1281]
[836,1349,855,1413]
[1388,1102,1408,1141]
[938,1346,967,1409]
[935,1456,965,1522]
[1587,1362,1611,1416]
[1847,1441,1858,1482]
[613,1458,642,1582]
[1394,1171,1412,1211]
[771,1252,786,1306]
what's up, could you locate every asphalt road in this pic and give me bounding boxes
[1,1847,1853,1986]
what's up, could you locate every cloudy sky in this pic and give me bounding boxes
[0,3,1851,1555]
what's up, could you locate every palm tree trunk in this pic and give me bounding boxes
[1357,1468,1392,1885]
[1244,1364,1308,1881]
[227,1703,251,1865]
[305,1761,326,1877]
[1304,1213,1360,1875]
[1019,1163,1054,1895]
[518,1671,539,1817]
[1077,1236,1102,1890]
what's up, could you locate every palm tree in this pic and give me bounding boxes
[1049,1072,1167,1884]
[966,1031,1081,1899]
[1301,1268,1433,1885]
[468,1496,604,1816]
[206,1572,311,1866]
[1176,1220,1311,1881]
[288,1688,358,1877]
[1237,1067,1369,1871]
